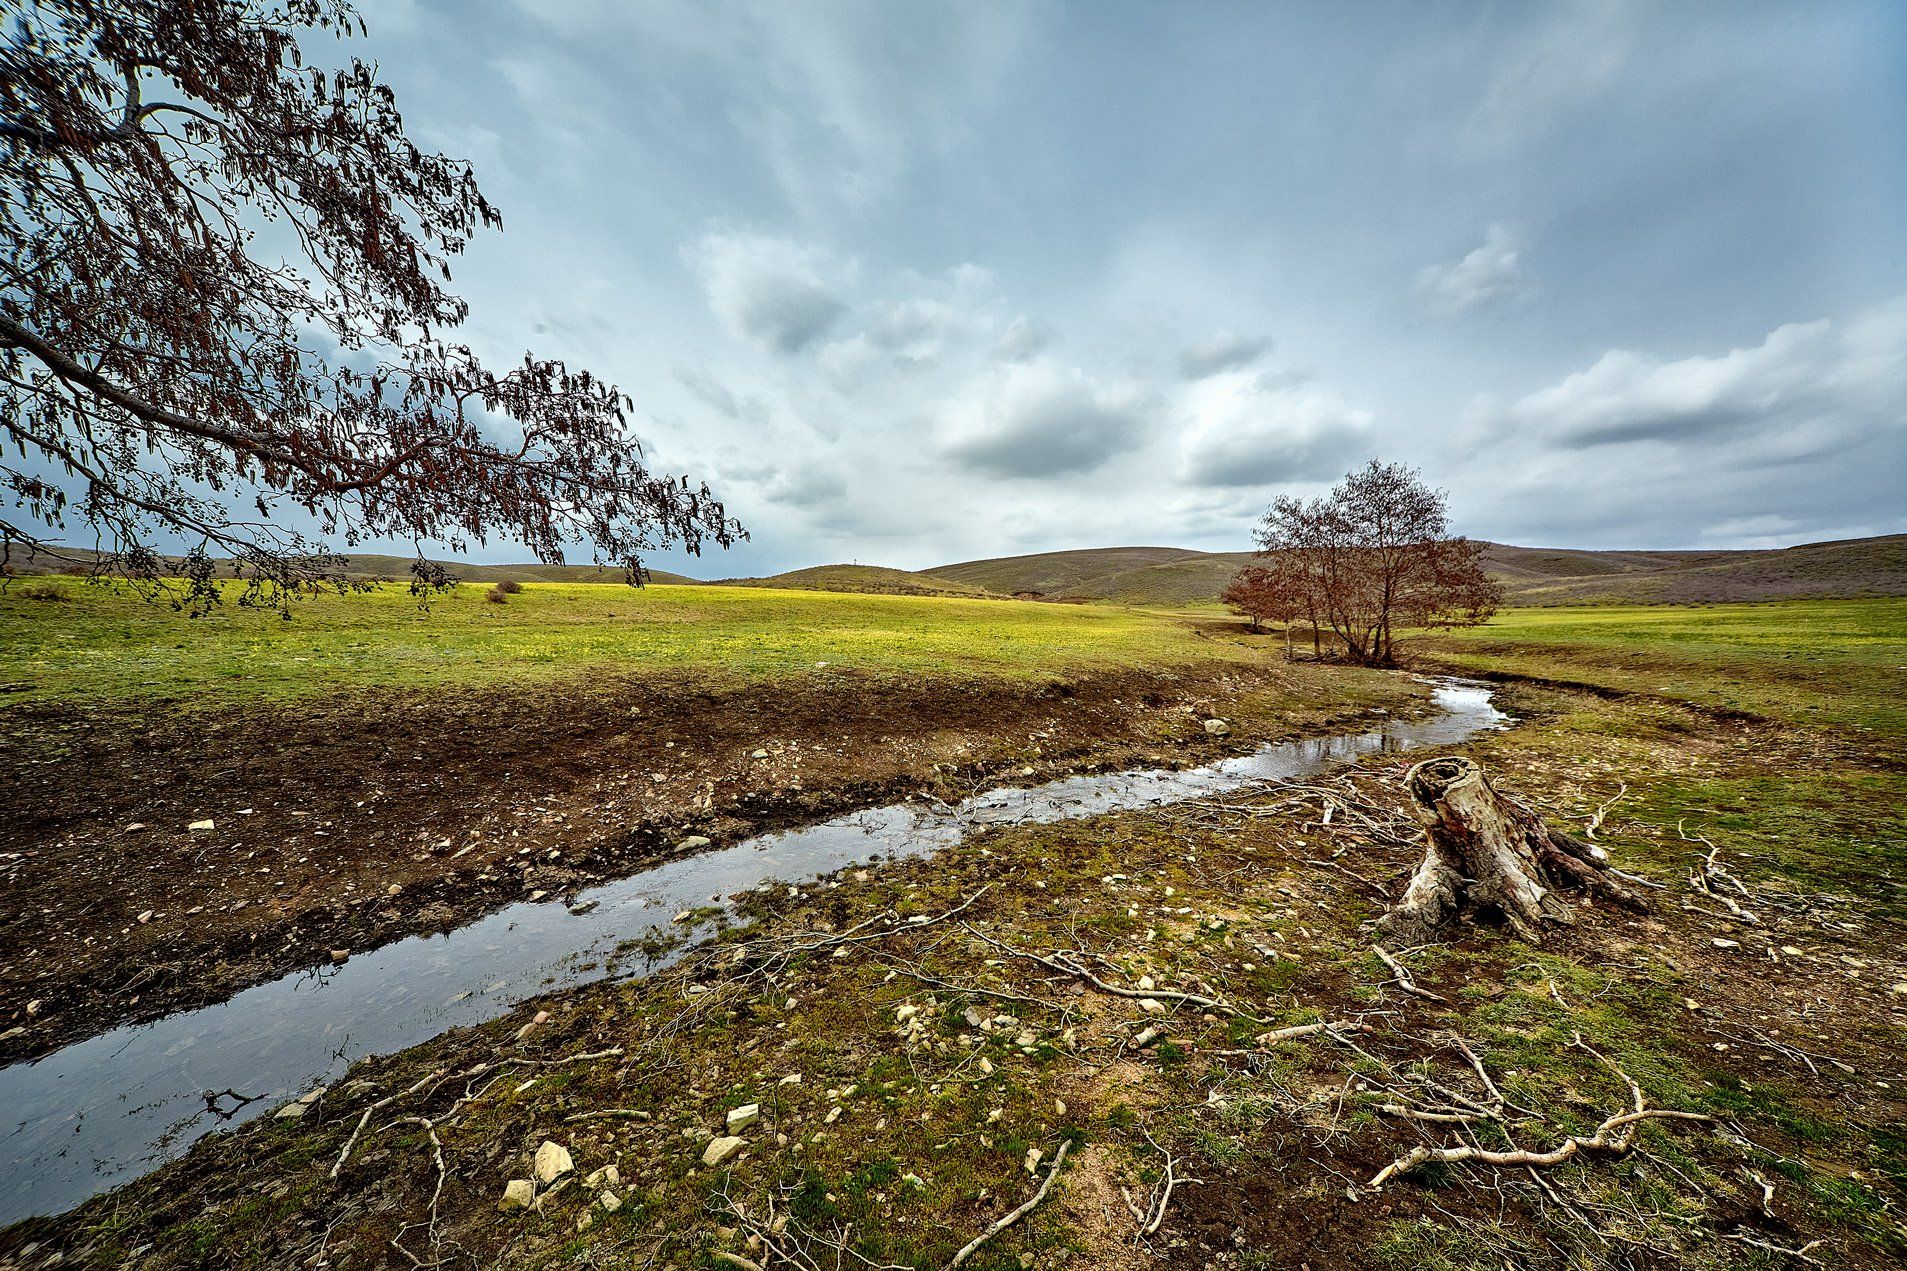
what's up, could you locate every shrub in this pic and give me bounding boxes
[485,584,509,604]
[494,578,524,594]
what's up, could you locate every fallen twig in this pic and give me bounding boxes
[947,1140,1071,1269]
[1373,946,1448,1004]
[1367,1033,1711,1188]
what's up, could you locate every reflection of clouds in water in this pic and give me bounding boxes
[0,682,1503,1225]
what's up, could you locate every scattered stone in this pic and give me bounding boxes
[25,1000,42,1018]
[274,1101,310,1120]
[526,889,548,903]
[1137,997,1167,1015]
[329,949,349,966]
[678,835,712,850]
[1024,1147,1043,1175]
[534,1140,574,1184]
[1712,938,1742,950]
[499,1179,535,1211]
[598,1190,622,1213]
[136,910,153,924]
[703,1136,746,1167]
[187,819,215,833]
[726,1103,761,1132]
[124,823,146,833]
[568,899,599,916]
[385,883,402,896]
[584,1165,621,1190]
[1203,719,1230,736]
[751,749,770,760]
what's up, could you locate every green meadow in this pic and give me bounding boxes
[0,577,1247,706]
[1424,598,1907,738]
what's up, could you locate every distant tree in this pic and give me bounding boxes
[1254,461,1499,665]
[0,0,741,613]
[1220,564,1305,659]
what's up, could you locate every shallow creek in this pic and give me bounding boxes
[0,680,1505,1224]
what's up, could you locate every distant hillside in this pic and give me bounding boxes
[4,548,699,587]
[1488,535,1907,605]
[926,536,1907,608]
[712,564,997,599]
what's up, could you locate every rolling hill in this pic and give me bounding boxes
[710,564,998,598]
[925,535,1907,608]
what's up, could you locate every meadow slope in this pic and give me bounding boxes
[8,599,1903,1269]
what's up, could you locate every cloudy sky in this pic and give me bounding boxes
[356,0,1905,575]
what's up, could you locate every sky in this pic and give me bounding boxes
[345,0,1906,576]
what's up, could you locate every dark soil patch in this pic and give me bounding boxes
[0,661,1409,1060]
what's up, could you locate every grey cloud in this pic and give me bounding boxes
[939,361,1154,479]
[1177,332,1273,380]
[1415,225,1536,317]
[684,231,848,354]
[993,316,1055,363]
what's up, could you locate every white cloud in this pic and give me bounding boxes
[1415,224,1537,317]
[1177,372,1375,487]
[938,359,1156,479]
[683,232,850,354]
[1481,296,1907,450]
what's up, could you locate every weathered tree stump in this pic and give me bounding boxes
[1376,756,1639,947]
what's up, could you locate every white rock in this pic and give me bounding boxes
[678,835,712,850]
[187,819,215,833]
[584,1165,620,1189]
[499,1179,535,1211]
[598,1189,621,1213]
[703,1135,746,1167]
[750,749,770,760]
[726,1103,761,1132]
[1024,1147,1043,1175]
[534,1140,573,1184]
[1203,719,1230,736]
[1138,997,1167,1015]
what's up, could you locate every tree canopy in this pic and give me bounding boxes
[1252,460,1500,665]
[1,0,741,611]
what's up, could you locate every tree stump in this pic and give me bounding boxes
[1375,757,1639,947]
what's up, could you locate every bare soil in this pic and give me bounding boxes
[0,661,1412,1060]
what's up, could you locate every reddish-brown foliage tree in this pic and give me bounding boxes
[1254,461,1499,665]
[1,1,741,611]
[1220,564,1286,632]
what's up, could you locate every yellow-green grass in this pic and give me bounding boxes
[1422,598,1907,738]
[0,576,1250,707]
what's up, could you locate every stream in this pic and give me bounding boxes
[0,679,1506,1225]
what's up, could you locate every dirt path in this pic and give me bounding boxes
[0,658,1414,1060]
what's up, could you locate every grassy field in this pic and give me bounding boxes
[1423,598,1907,738]
[27,597,1907,1268]
[0,576,1250,706]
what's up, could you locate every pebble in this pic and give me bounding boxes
[726,1103,761,1132]
[678,835,712,850]
[187,819,215,833]
[498,1179,535,1211]
[703,1135,747,1167]
[533,1140,573,1184]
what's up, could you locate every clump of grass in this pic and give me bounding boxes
[485,584,510,604]
[493,578,524,594]
[13,581,70,602]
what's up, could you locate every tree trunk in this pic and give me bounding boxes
[1376,757,1639,948]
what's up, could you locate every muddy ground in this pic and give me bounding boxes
[6,675,1903,1270]
[0,657,1417,1060]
